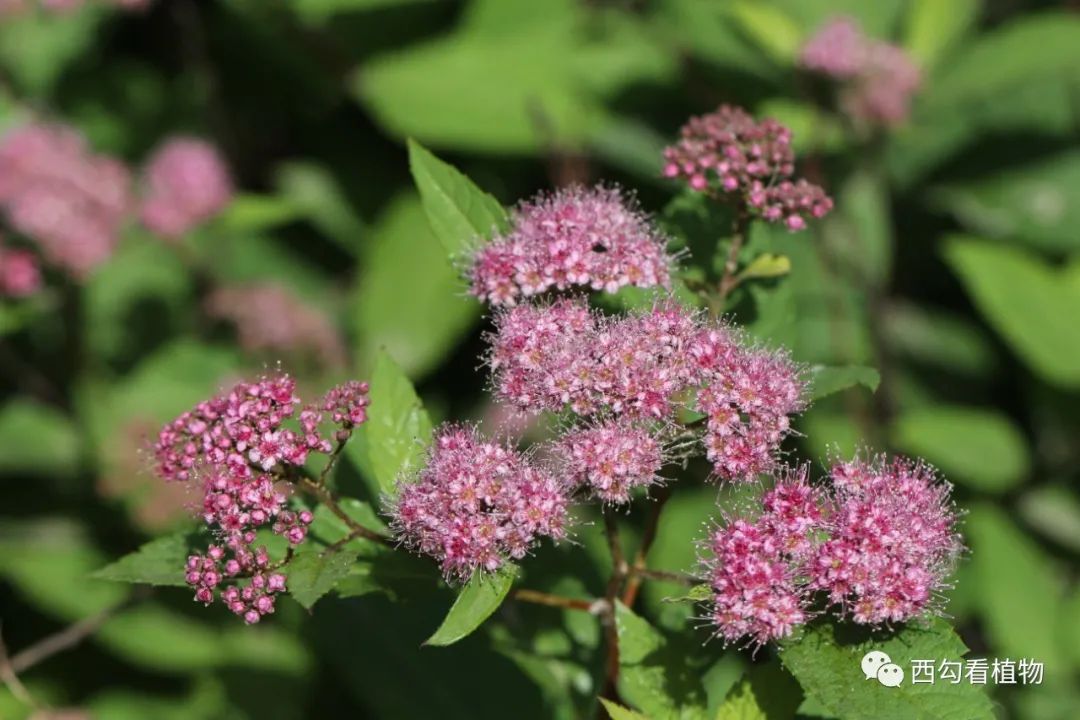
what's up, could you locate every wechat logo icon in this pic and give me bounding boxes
[862,650,904,687]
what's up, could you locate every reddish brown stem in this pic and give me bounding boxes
[600,509,628,706]
[511,589,598,613]
[621,485,673,608]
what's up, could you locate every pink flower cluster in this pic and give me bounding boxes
[702,457,962,646]
[799,17,921,127]
[139,137,233,239]
[0,240,41,298]
[487,299,700,420]
[488,300,806,480]
[469,185,672,306]
[389,425,569,582]
[156,373,371,621]
[554,419,665,504]
[810,456,963,625]
[662,105,832,230]
[185,471,310,623]
[205,284,346,368]
[0,123,132,278]
[692,329,805,481]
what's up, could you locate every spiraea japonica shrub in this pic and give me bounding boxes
[88,99,992,720]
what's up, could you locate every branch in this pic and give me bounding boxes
[511,589,602,613]
[296,474,394,548]
[715,206,750,309]
[600,508,628,705]
[621,485,672,608]
[7,595,138,676]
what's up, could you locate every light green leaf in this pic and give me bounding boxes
[728,1,803,65]
[715,663,802,720]
[943,236,1080,386]
[290,0,437,25]
[891,405,1029,493]
[216,193,302,233]
[779,618,995,720]
[287,549,358,609]
[807,365,880,401]
[307,497,388,550]
[407,139,507,256]
[1018,486,1080,554]
[934,151,1080,252]
[831,169,893,289]
[0,4,105,95]
[353,194,479,377]
[882,302,996,377]
[599,698,651,720]
[0,400,80,476]
[93,532,199,587]
[903,0,980,70]
[738,254,791,281]
[425,564,516,646]
[615,601,709,719]
[967,503,1069,674]
[351,350,433,497]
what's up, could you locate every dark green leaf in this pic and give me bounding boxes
[599,698,650,720]
[779,618,995,720]
[1018,486,1080,554]
[425,565,516,647]
[287,549,358,609]
[407,139,507,256]
[93,532,200,587]
[716,662,802,720]
[0,400,80,476]
[807,365,880,400]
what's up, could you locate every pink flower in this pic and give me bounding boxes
[204,284,346,368]
[810,455,963,625]
[0,243,41,298]
[0,123,132,278]
[469,185,672,306]
[389,425,570,582]
[663,105,832,229]
[139,137,233,239]
[799,17,921,127]
[555,419,665,504]
[692,328,806,482]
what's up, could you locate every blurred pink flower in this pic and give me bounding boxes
[0,122,132,279]
[139,136,233,239]
[0,241,42,298]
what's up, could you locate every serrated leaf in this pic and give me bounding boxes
[353,350,433,497]
[407,139,507,257]
[287,549,358,609]
[425,565,516,647]
[779,618,994,720]
[891,405,1029,493]
[716,662,802,720]
[615,601,709,719]
[738,254,791,281]
[93,532,200,587]
[943,236,1080,387]
[599,698,651,720]
[807,365,880,400]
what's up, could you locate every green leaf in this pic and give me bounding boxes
[615,601,709,719]
[307,497,388,550]
[831,170,893,289]
[807,365,880,401]
[902,0,980,70]
[599,698,651,720]
[350,350,433,497]
[425,564,516,647]
[727,1,803,65]
[882,302,997,377]
[217,193,303,233]
[934,151,1080,252]
[715,663,802,720]
[779,618,995,720]
[286,549,358,609]
[353,194,479,377]
[943,236,1080,386]
[274,161,367,252]
[738,254,791,281]
[0,400,79,476]
[93,532,199,587]
[290,0,437,25]
[921,13,1080,112]
[1018,486,1080,554]
[0,4,105,95]
[891,405,1029,493]
[967,503,1069,674]
[407,139,507,257]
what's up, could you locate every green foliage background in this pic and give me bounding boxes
[1,0,1079,718]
